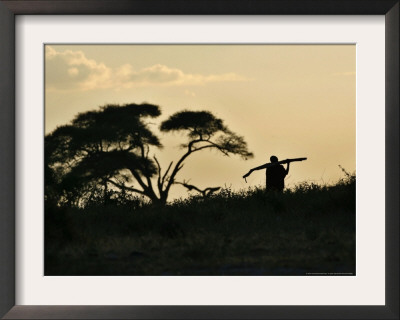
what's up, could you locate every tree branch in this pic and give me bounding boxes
[128,167,149,191]
[153,155,163,192]
[161,161,173,187]
[175,181,221,197]
[138,143,155,193]
[106,179,147,196]
[193,141,229,156]
[163,139,216,196]
[164,149,192,195]
[187,138,203,152]
[139,143,145,158]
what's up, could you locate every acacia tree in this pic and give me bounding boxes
[45,103,253,206]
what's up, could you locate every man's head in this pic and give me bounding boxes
[270,155,278,163]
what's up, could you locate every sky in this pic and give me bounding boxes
[45,44,356,200]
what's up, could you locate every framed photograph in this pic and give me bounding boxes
[1,0,398,319]
[42,42,357,277]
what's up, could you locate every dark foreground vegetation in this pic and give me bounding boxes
[45,173,355,276]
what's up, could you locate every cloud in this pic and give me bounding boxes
[45,46,249,92]
[45,46,112,91]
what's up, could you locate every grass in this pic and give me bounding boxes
[45,173,355,276]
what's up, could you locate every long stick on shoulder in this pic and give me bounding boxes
[270,157,307,167]
[242,157,307,182]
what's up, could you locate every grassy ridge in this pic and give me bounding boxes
[45,174,355,276]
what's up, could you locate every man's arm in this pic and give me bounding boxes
[285,162,290,175]
[243,163,269,179]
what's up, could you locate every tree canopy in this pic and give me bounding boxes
[45,103,253,206]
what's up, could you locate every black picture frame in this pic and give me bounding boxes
[0,1,398,319]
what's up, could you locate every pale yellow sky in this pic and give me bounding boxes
[45,44,355,200]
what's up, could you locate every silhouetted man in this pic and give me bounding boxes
[243,155,289,191]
